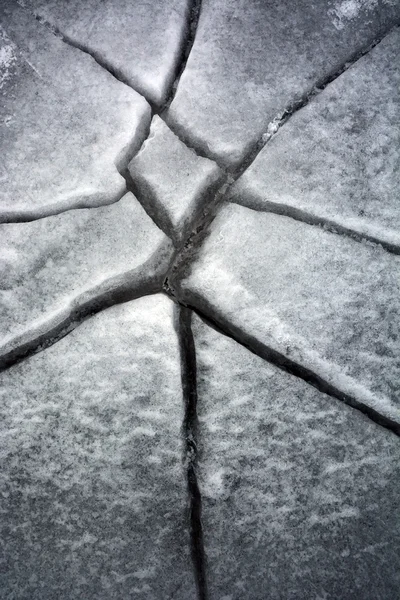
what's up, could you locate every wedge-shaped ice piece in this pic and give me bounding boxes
[23,0,191,106]
[0,193,173,367]
[129,116,223,244]
[193,313,400,598]
[173,203,400,426]
[230,29,400,251]
[0,1,150,220]
[0,295,197,599]
[166,0,400,167]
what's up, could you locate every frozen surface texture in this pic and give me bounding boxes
[0,0,150,220]
[0,295,197,599]
[0,193,172,365]
[230,29,400,250]
[173,203,400,425]
[166,0,400,167]
[193,313,400,599]
[23,0,191,105]
[129,116,223,243]
[2,0,400,597]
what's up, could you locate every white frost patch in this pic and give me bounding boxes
[202,468,227,499]
[329,0,393,29]
[0,29,17,89]
[309,507,360,525]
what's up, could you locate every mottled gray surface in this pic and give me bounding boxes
[129,116,222,243]
[230,29,400,249]
[166,0,400,167]
[0,0,150,220]
[0,295,196,599]
[0,193,172,364]
[1,0,400,597]
[193,313,400,599]
[173,203,400,424]
[23,0,191,105]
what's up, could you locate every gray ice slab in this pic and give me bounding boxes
[0,294,197,600]
[172,203,400,426]
[230,29,400,250]
[166,0,400,168]
[129,116,223,244]
[193,313,400,599]
[0,0,150,220]
[23,0,191,106]
[0,193,173,366]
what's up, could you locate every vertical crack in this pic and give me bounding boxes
[162,0,202,112]
[176,305,208,600]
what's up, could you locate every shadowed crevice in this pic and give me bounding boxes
[28,10,159,110]
[233,23,400,179]
[227,196,400,256]
[169,292,400,438]
[175,305,208,600]
[161,0,203,112]
[0,248,173,372]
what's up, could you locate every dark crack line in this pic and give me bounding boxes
[163,29,400,281]
[167,292,400,438]
[227,198,400,256]
[176,306,208,600]
[27,9,158,111]
[234,23,400,179]
[161,0,202,112]
[0,268,169,373]
[3,0,216,226]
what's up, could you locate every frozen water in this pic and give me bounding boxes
[166,0,400,168]
[23,0,192,106]
[0,294,197,599]
[193,312,400,599]
[129,116,223,243]
[173,203,400,425]
[0,0,150,220]
[0,193,172,365]
[230,29,400,249]
[1,0,400,595]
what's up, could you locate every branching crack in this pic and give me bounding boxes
[165,24,400,288]
[176,306,208,600]
[173,298,400,438]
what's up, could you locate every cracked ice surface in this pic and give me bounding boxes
[193,313,400,599]
[172,203,400,426]
[0,295,197,599]
[0,0,150,220]
[230,29,400,250]
[0,193,172,366]
[129,115,223,244]
[166,0,400,167]
[1,0,400,597]
[22,0,192,106]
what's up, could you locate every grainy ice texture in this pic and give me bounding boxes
[22,0,191,105]
[129,116,223,243]
[193,313,400,600]
[0,0,150,220]
[0,193,173,365]
[230,29,400,249]
[166,0,400,167]
[173,203,400,425]
[0,295,196,600]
